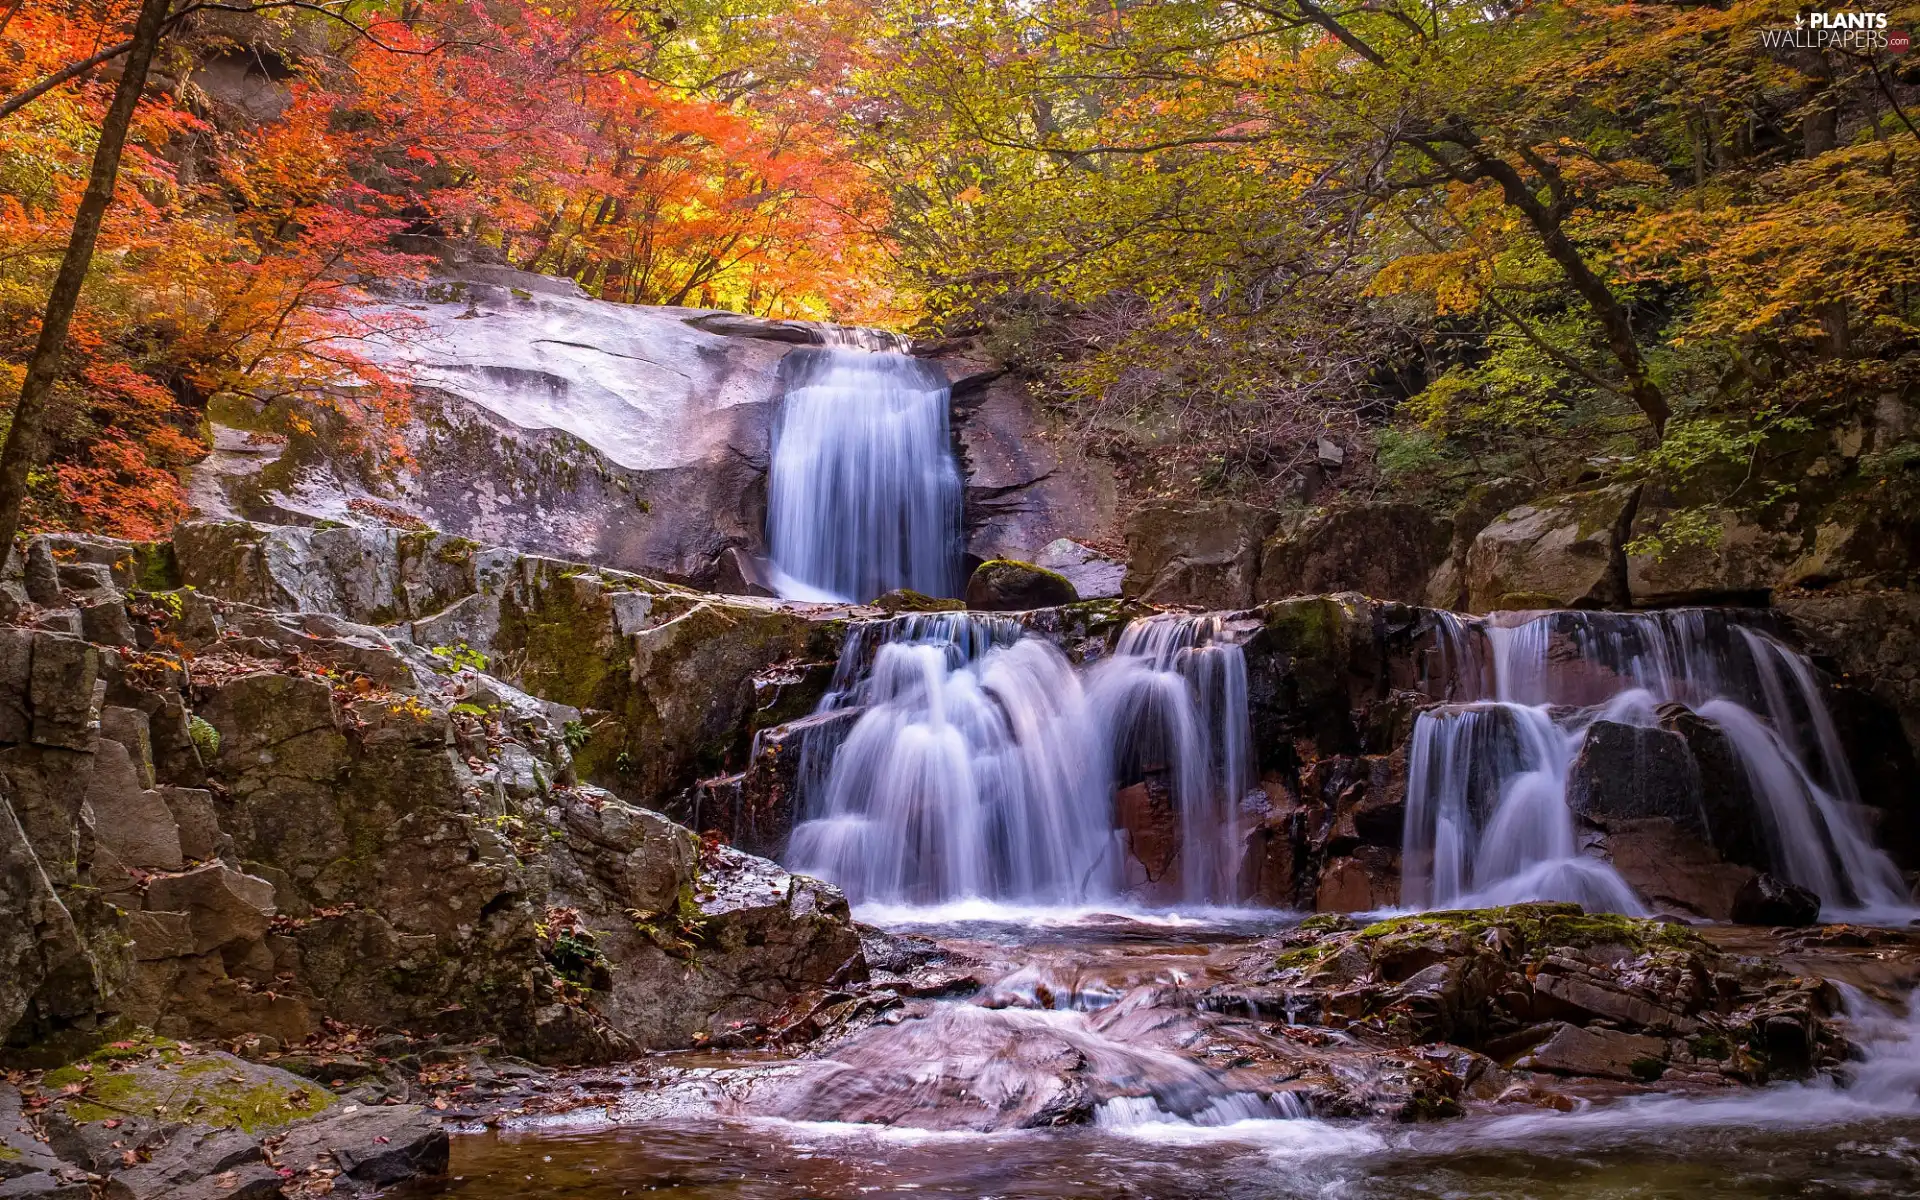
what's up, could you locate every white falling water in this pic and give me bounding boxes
[785,614,1121,905]
[783,613,1256,907]
[764,341,962,603]
[1402,609,1908,917]
[1088,615,1256,905]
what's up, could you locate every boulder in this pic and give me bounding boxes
[0,1084,87,1199]
[964,559,1077,611]
[1464,485,1639,612]
[84,738,184,872]
[868,589,965,615]
[1257,503,1451,605]
[1565,721,1707,838]
[271,1104,448,1192]
[1030,539,1124,600]
[1626,500,1801,606]
[1123,501,1279,609]
[143,865,276,955]
[1509,1022,1669,1081]
[1657,704,1764,868]
[23,542,62,607]
[1730,873,1822,926]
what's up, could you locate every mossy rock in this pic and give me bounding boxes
[964,559,1077,611]
[42,1036,335,1133]
[871,589,966,615]
[1277,903,1706,973]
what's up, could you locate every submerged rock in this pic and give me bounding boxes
[1730,873,1822,926]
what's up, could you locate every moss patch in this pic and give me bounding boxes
[1353,903,1706,954]
[44,1037,335,1133]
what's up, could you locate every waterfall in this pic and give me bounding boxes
[782,613,1256,908]
[1088,615,1256,905]
[784,614,1121,905]
[1402,609,1907,917]
[764,343,962,603]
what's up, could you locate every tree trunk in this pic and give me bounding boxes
[0,0,175,559]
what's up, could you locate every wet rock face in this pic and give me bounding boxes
[1567,722,1707,834]
[642,904,1884,1134]
[1731,874,1822,926]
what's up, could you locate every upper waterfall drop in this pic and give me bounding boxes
[764,336,962,603]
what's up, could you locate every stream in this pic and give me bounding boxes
[399,909,1920,1200]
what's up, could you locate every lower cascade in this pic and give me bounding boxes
[763,342,962,603]
[783,612,1258,906]
[1403,608,1909,918]
[777,603,1907,921]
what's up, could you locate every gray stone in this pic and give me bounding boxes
[272,1105,447,1190]
[85,738,184,871]
[23,542,61,607]
[99,707,156,789]
[1124,501,1278,609]
[159,788,221,861]
[1031,539,1124,600]
[27,634,98,751]
[0,627,31,744]
[1257,503,1452,605]
[144,865,276,954]
[0,790,103,1048]
[79,602,138,647]
[1464,485,1639,612]
[28,611,80,636]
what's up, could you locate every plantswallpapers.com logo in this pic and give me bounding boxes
[1759,11,1910,52]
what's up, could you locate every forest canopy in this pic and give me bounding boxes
[3,0,1918,541]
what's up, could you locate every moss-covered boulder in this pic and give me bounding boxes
[964,559,1077,611]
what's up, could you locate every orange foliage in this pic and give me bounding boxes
[0,0,892,537]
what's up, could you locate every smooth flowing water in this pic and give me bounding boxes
[1401,609,1908,918]
[764,342,962,603]
[783,613,1257,907]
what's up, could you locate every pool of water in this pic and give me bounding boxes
[408,1109,1920,1199]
